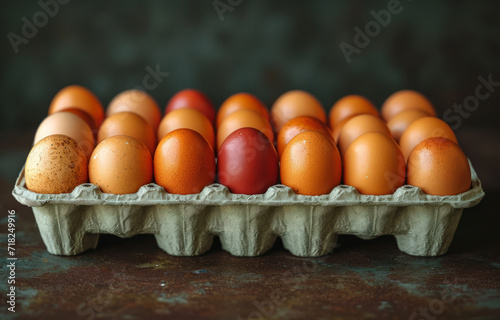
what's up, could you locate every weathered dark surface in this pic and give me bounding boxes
[1,129,499,320]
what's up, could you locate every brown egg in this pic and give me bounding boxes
[158,108,215,150]
[344,132,405,195]
[280,131,342,195]
[25,135,88,194]
[34,111,95,162]
[337,114,391,156]
[217,109,274,150]
[407,137,471,195]
[329,95,379,129]
[48,85,105,127]
[97,112,156,156]
[216,93,269,128]
[154,129,216,194]
[271,90,326,133]
[381,90,436,121]
[61,108,97,134]
[89,135,153,194]
[386,109,430,143]
[331,117,350,144]
[107,89,162,131]
[399,117,458,161]
[277,116,333,158]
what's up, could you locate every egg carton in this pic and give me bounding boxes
[12,160,484,257]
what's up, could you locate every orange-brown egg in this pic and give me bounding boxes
[107,89,162,131]
[216,93,269,128]
[329,95,379,129]
[271,90,326,133]
[97,112,156,156]
[34,111,95,162]
[217,109,274,150]
[49,85,105,127]
[158,108,215,150]
[344,132,405,195]
[337,114,391,156]
[399,117,458,161]
[277,116,333,158]
[407,137,471,195]
[89,135,153,194]
[25,135,88,194]
[280,131,342,195]
[381,90,436,121]
[154,129,215,194]
[386,109,430,143]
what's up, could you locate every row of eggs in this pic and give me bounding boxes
[25,86,471,196]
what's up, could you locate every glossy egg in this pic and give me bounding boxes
[107,89,162,131]
[381,90,436,121]
[407,137,471,195]
[217,109,274,150]
[399,117,458,161]
[154,129,216,194]
[89,135,153,194]
[97,112,156,156]
[329,95,379,129]
[34,111,95,162]
[48,85,104,127]
[344,132,405,195]
[386,109,430,143]
[337,114,391,156]
[277,116,333,158]
[216,93,269,128]
[218,128,278,194]
[25,135,88,194]
[271,90,326,133]
[165,89,215,125]
[280,131,342,195]
[158,108,215,150]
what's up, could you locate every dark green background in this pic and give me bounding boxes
[1,0,499,131]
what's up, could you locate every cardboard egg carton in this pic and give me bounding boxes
[12,161,484,257]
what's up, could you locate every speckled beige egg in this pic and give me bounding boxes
[89,135,153,194]
[25,134,88,194]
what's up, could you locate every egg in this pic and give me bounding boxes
[407,137,471,195]
[329,95,379,129]
[216,92,269,128]
[61,108,97,133]
[337,114,391,156]
[89,135,153,194]
[97,112,156,156]
[280,131,342,196]
[154,129,215,194]
[218,128,278,194]
[165,89,215,125]
[271,90,326,133]
[217,109,274,150]
[399,117,458,161]
[107,89,162,131]
[158,108,215,150]
[344,132,405,195]
[381,90,436,121]
[49,85,105,127]
[277,116,334,158]
[25,135,88,194]
[34,111,95,162]
[331,117,350,144]
[386,109,430,143]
